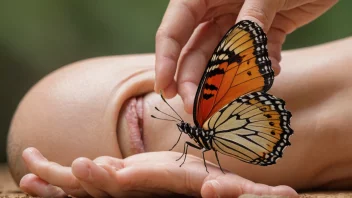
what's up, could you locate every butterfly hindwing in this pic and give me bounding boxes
[203,92,293,165]
[153,20,293,171]
[194,20,274,127]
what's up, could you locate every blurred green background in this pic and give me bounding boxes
[1,1,351,163]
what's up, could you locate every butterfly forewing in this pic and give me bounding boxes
[204,92,293,166]
[194,20,274,127]
[154,20,293,171]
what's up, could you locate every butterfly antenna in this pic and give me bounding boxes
[151,115,178,122]
[154,107,182,122]
[160,91,184,121]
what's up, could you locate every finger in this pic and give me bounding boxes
[238,0,287,76]
[201,175,298,198]
[177,21,223,113]
[93,155,125,170]
[162,80,178,99]
[20,174,88,198]
[74,156,154,197]
[72,158,112,197]
[22,147,80,189]
[115,163,207,196]
[266,27,286,76]
[236,0,284,32]
[273,0,338,34]
[281,0,327,10]
[96,157,153,197]
[20,173,67,198]
[154,0,207,98]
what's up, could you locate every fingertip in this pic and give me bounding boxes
[184,96,194,114]
[22,147,36,158]
[23,147,36,153]
[22,147,47,166]
[236,0,281,32]
[20,173,65,198]
[269,56,281,76]
[72,157,91,180]
[201,180,220,198]
[163,80,178,99]
[19,174,37,196]
[20,185,37,197]
[272,185,299,198]
[19,175,40,197]
[20,173,37,189]
[178,81,197,114]
[154,83,160,94]
[155,55,178,97]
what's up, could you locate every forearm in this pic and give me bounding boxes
[274,36,352,190]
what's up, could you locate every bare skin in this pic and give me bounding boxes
[154,0,338,112]
[7,36,352,197]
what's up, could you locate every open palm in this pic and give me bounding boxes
[20,147,297,197]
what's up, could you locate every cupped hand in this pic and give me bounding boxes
[154,0,337,113]
[20,147,298,198]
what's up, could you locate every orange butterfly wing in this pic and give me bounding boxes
[194,20,274,127]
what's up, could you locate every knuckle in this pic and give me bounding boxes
[183,171,197,194]
[66,178,80,190]
[155,28,181,61]
[179,0,199,22]
[155,26,167,40]
[156,26,178,44]
[44,162,57,179]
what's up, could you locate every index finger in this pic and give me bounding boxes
[22,147,80,190]
[154,0,207,98]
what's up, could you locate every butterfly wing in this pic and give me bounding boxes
[194,20,274,127]
[203,92,293,165]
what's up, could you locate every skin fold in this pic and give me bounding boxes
[7,36,352,197]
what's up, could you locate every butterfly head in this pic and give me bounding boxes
[176,121,191,134]
[177,121,199,140]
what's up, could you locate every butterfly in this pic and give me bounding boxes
[152,20,293,173]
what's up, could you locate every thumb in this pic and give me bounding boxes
[236,0,285,32]
[201,176,298,198]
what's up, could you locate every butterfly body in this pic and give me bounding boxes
[176,121,214,151]
[153,20,293,173]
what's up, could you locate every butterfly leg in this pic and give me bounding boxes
[201,149,210,173]
[169,132,182,151]
[177,141,202,167]
[214,151,225,174]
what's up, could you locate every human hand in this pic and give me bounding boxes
[154,0,338,113]
[20,147,298,197]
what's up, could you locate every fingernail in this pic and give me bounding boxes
[24,148,45,161]
[73,159,91,180]
[23,147,35,157]
[27,147,35,153]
